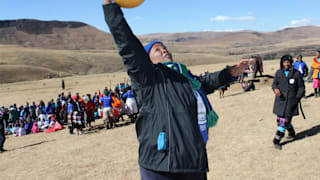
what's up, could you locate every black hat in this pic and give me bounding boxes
[280,55,293,68]
[281,55,293,62]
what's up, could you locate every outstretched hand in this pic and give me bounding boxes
[103,0,112,5]
[230,58,255,77]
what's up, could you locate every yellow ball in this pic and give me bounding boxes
[114,0,144,8]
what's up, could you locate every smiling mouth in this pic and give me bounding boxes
[163,54,172,59]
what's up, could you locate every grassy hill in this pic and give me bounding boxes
[0,19,319,83]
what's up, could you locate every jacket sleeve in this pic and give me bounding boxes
[311,60,320,69]
[197,68,233,94]
[103,4,153,86]
[296,72,305,100]
[272,70,280,90]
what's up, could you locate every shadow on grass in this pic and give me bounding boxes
[304,93,315,99]
[10,139,56,151]
[82,119,133,135]
[281,124,320,146]
[262,74,274,79]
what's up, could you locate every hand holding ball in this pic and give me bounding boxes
[114,0,144,8]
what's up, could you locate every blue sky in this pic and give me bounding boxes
[1,0,319,35]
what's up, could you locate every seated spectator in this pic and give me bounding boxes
[37,119,44,130]
[40,119,50,130]
[18,123,26,137]
[31,122,40,133]
[24,120,32,134]
[11,122,20,136]
[48,118,56,129]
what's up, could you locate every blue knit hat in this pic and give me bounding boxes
[144,41,166,54]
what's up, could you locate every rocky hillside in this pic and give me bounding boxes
[139,26,320,60]
[0,19,115,50]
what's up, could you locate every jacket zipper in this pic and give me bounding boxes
[283,72,290,116]
[160,69,171,171]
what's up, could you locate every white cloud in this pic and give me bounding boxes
[279,18,319,30]
[291,18,312,26]
[135,16,144,21]
[210,15,255,22]
[218,29,243,32]
[203,28,243,32]
[203,29,213,32]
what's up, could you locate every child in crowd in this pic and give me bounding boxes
[18,123,26,137]
[11,122,20,136]
[311,50,320,97]
[272,55,305,150]
[72,111,83,135]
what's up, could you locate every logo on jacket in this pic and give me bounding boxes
[289,78,295,84]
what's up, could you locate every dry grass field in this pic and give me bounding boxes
[1,58,320,180]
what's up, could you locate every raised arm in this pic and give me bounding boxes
[197,68,232,94]
[198,59,254,94]
[103,1,154,86]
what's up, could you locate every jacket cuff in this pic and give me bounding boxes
[103,3,121,18]
[220,67,234,83]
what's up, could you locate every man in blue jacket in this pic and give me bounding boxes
[293,55,308,78]
[103,1,253,179]
[100,92,114,129]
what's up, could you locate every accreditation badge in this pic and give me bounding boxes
[289,78,295,84]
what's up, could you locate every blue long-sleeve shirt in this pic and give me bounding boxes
[45,104,53,114]
[293,61,308,77]
[122,91,135,98]
[100,96,114,108]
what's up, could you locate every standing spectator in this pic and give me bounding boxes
[122,87,138,123]
[29,104,37,122]
[103,87,109,96]
[311,49,320,97]
[54,99,62,124]
[272,55,305,149]
[82,94,95,128]
[61,79,65,90]
[100,92,114,129]
[293,55,308,78]
[45,101,53,118]
[67,99,74,134]
[73,96,85,135]
[60,100,68,125]
[253,55,263,78]
[9,105,19,124]
[0,108,9,153]
[37,101,47,122]
[67,92,72,102]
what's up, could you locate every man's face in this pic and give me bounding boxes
[297,56,302,61]
[317,51,320,58]
[283,60,292,70]
[149,43,173,64]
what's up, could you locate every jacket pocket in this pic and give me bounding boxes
[157,132,167,151]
